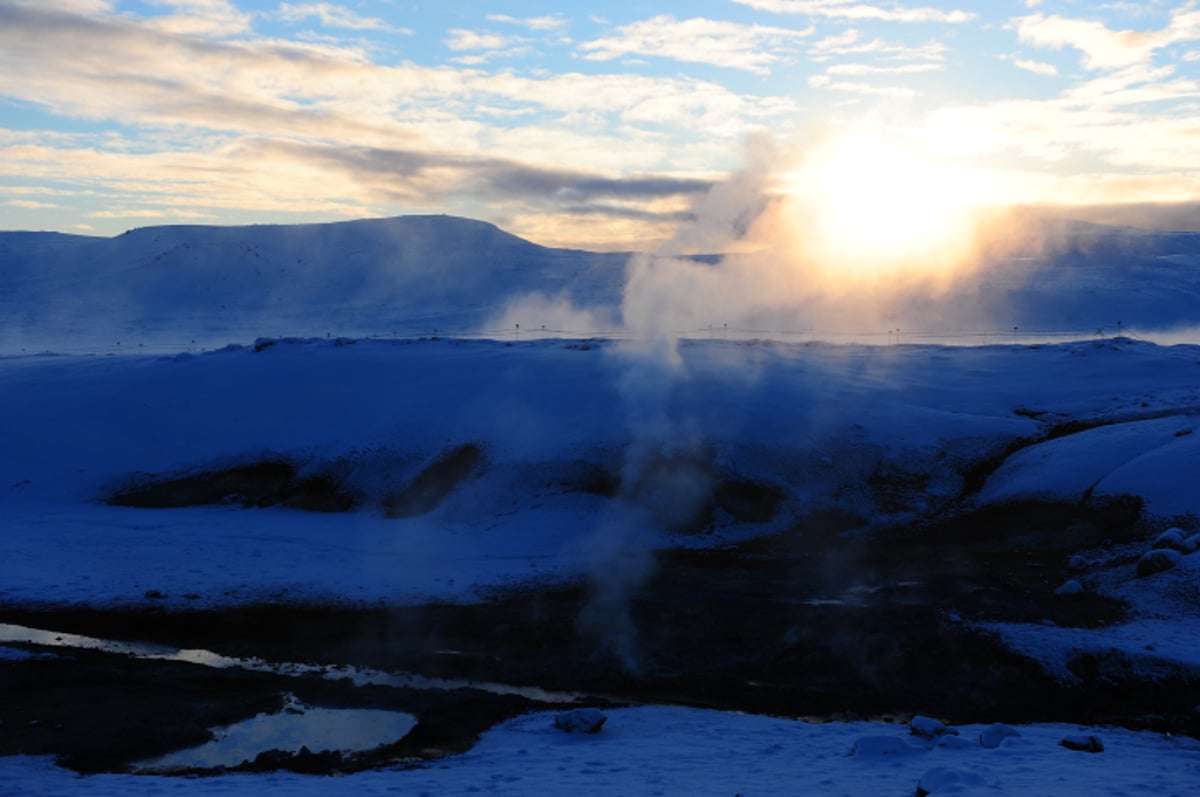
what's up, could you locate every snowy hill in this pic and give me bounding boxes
[0,215,627,353]
[3,214,1200,354]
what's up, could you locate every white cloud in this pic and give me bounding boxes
[826,61,941,74]
[8,199,59,209]
[1014,7,1200,70]
[277,3,401,32]
[486,14,568,32]
[1012,58,1059,76]
[145,0,252,36]
[731,0,974,24]
[809,28,946,61]
[445,29,517,52]
[578,15,813,75]
[807,74,918,96]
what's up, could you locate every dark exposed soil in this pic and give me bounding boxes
[382,443,484,518]
[109,460,358,513]
[3,497,1196,776]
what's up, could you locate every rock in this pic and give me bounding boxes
[979,723,1021,749]
[916,767,985,795]
[1182,535,1200,554]
[143,589,166,600]
[1136,548,1182,577]
[1055,579,1085,596]
[553,708,606,734]
[1152,528,1186,551]
[850,735,924,757]
[1067,554,1090,571]
[909,716,953,740]
[1060,734,1104,753]
[936,735,978,751]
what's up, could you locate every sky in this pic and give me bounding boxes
[1,0,1199,249]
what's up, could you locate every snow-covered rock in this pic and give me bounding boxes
[1136,548,1182,578]
[1152,528,1186,550]
[979,724,1021,749]
[1055,579,1085,596]
[916,766,986,795]
[910,716,953,740]
[1060,734,1104,753]
[1182,534,1200,554]
[553,708,607,734]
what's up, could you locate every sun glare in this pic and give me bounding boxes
[784,131,991,286]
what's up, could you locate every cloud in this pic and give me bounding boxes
[486,14,568,32]
[1011,57,1059,76]
[277,3,403,32]
[8,199,59,209]
[144,0,252,36]
[444,29,517,52]
[809,28,947,61]
[825,61,941,74]
[807,74,920,96]
[578,15,814,75]
[731,0,974,24]
[1014,7,1200,70]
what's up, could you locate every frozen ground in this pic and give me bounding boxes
[3,707,1199,796]
[2,216,1199,793]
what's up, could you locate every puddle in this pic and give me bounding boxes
[133,694,416,772]
[0,623,579,703]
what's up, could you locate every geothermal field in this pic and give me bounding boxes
[1,216,1199,795]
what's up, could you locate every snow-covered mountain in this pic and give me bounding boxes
[0,215,627,353]
[3,214,1200,354]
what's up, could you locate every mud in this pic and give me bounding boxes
[3,498,1197,776]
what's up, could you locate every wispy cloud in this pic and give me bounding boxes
[807,74,919,96]
[579,15,813,74]
[1010,57,1059,77]
[809,28,946,61]
[732,0,974,24]
[825,61,941,75]
[486,13,568,32]
[277,3,404,32]
[1014,6,1200,70]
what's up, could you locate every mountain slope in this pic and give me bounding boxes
[0,216,628,352]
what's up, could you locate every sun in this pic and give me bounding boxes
[782,131,990,286]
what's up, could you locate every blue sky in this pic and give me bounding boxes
[1,0,1199,248]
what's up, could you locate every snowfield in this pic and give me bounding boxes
[3,216,1200,794]
[2,336,1199,608]
[3,708,1199,796]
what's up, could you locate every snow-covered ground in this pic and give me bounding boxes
[3,708,1199,796]
[3,216,1200,793]
[2,335,1199,608]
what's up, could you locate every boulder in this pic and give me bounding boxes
[1152,528,1186,550]
[916,767,985,795]
[1060,734,1104,753]
[979,723,1021,749]
[1136,548,1182,578]
[909,716,953,740]
[553,708,607,734]
[1055,579,1085,596]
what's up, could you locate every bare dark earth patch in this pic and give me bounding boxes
[3,497,1196,775]
[108,460,358,513]
[381,443,485,518]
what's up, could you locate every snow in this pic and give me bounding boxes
[4,215,1200,793]
[2,336,1199,607]
[2,708,1198,796]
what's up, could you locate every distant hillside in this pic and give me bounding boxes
[2,214,1200,353]
[0,215,628,352]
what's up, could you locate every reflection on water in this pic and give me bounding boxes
[134,693,417,771]
[0,622,578,703]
